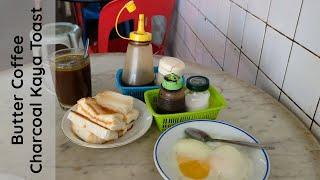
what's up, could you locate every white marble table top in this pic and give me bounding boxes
[56,53,320,180]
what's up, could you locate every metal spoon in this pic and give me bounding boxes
[83,38,90,59]
[185,128,275,150]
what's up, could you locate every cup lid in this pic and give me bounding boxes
[186,76,209,92]
[161,73,183,91]
[158,57,185,75]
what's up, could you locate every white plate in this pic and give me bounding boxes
[61,98,153,148]
[154,120,270,180]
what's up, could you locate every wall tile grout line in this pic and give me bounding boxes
[266,0,273,22]
[186,0,228,39]
[310,121,314,131]
[178,15,314,125]
[222,37,227,70]
[223,1,233,69]
[178,12,224,70]
[193,18,262,84]
[235,51,241,77]
[223,37,262,78]
[230,0,268,23]
[259,69,281,90]
[238,57,314,124]
[279,42,294,92]
[252,62,316,124]
[252,0,273,85]
[175,13,198,61]
[175,0,319,130]
[175,13,222,69]
[311,97,320,129]
[265,23,317,57]
[280,91,315,121]
[240,8,249,50]
[186,0,320,62]
[276,87,281,101]
[292,0,304,39]
[312,122,320,130]
[313,120,320,127]
[236,11,249,78]
[174,26,195,61]
[181,0,314,85]
[256,68,314,124]
[229,0,320,59]
[217,1,318,126]
[178,1,247,73]
[177,9,312,120]
[280,0,305,91]
[187,0,320,71]
[254,23,268,85]
[310,97,320,123]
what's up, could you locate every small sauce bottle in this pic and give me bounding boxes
[122,14,154,86]
[185,76,210,112]
[157,73,185,114]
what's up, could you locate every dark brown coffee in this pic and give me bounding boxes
[54,54,91,107]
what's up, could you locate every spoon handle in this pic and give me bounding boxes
[84,38,90,58]
[208,138,275,150]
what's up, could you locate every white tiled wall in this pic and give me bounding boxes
[260,27,292,87]
[283,43,320,117]
[224,39,240,77]
[167,0,320,140]
[237,54,257,85]
[295,0,320,56]
[268,0,302,38]
[256,70,281,99]
[227,3,246,47]
[247,0,270,21]
[241,13,265,65]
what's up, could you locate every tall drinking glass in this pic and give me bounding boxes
[50,48,92,109]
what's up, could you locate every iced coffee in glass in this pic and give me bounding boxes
[50,48,91,109]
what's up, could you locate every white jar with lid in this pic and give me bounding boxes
[156,57,185,85]
[185,76,210,112]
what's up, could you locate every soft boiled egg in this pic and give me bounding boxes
[209,145,251,180]
[173,139,212,179]
[173,139,251,180]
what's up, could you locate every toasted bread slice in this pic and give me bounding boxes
[118,122,134,137]
[96,91,133,115]
[77,98,126,130]
[68,111,118,141]
[124,109,139,124]
[71,123,109,144]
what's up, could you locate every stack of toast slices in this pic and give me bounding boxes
[67,91,139,144]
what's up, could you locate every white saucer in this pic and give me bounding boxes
[154,120,270,180]
[61,98,153,148]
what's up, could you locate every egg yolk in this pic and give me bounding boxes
[177,156,210,179]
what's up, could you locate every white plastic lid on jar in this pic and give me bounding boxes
[158,57,185,76]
